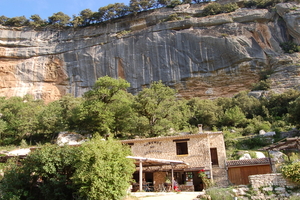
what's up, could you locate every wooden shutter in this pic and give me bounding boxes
[210,148,218,165]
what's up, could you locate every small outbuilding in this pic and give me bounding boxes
[226,158,273,185]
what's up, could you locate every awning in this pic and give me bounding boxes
[126,156,189,191]
[126,156,189,167]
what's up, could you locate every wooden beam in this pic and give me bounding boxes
[139,160,143,192]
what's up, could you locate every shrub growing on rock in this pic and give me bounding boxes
[202,2,222,16]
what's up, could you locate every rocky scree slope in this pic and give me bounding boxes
[0,2,300,102]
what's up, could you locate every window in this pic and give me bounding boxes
[174,139,189,155]
[210,148,218,165]
[127,143,134,148]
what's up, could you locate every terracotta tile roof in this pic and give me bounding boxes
[226,158,271,167]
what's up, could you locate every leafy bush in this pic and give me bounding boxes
[280,41,300,54]
[281,161,300,184]
[244,0,279,9]
[202,2,239,16]
[72,136,135,200]
[256,0,275,8]
[251,79,272,91]
[244,0,257,8]
[242,117,271,135]
[164,13,182,21]
[202,3,222,16]
[222,3,239,13]
[219,106,247,127]
[0,158,31,200]
[0,137,135,200]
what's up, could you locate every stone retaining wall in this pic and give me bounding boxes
[232,173,299,199]
[249,173,296,188]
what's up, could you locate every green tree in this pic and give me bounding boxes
[73,136,135,200]
[29,14,46,27]
[216,96,234,112]
[0,95,42,143]
[242,116,271,135]
[34,95,81,141]
[78,76,132,136]
[0,15,8,25]
[288,96,300,128]
[0,119,7,140]
[265,90,300,118]
[5,16,29,27]
[232,91,262,118]
[98,3,129,21]
[36,100,65,139]
[158,0,182,7]
[129,0,156,13]
[57,94,82,131]
[0,139,135,200]
[48,12,71,27]
[0,158,31,200]
[220,106,246,127]
[133,81,186,137]
[188,98,222,129]
[108,91,138,138]
[0,144,80,200]
[70,15,83,27]
[78,9,94,25]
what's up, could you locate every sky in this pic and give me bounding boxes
[1,0,130,20]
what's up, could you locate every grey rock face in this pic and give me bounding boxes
[0,3,300,102]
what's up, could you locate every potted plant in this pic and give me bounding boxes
[164,178,171,185]
[164,178,172,191]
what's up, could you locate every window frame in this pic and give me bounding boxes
[173,139,189,155]
[210,147,219,166]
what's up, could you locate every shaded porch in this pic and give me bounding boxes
[126,156,190,192]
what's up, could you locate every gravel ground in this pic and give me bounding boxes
[130,192,203,200]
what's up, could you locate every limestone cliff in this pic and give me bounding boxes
[1,2,300,102]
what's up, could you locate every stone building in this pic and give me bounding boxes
[122,128,228,191]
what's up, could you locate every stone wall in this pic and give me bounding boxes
[127,133,225,170]
[123,132,228,188]
[153,172,167,190]
[249,173,296,188]
[231,173,299,199]
[212,167,228,187]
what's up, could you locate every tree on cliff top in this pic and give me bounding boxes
[48,12,71,27]
[130,0,157,13]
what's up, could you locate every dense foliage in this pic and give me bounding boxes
[0,137,135,200]
[73,136,135,200]
[0,76,300,146]
[281,161,300,184]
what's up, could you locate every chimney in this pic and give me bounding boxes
[198,124,203,133]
